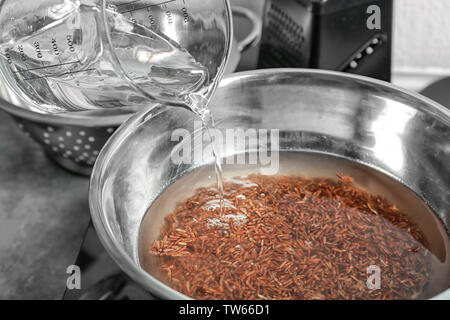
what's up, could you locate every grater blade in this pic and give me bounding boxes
[258,0,312,68]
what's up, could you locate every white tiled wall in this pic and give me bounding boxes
[393,0,450,72]
[392,0,450,90]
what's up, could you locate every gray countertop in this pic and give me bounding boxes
[0,110,90,299]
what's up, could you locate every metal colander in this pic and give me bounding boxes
[13,117,118,175]
[0,74,126,176]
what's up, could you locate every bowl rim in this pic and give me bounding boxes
[89,68,450,300]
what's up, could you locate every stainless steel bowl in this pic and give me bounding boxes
[89,69,450,299]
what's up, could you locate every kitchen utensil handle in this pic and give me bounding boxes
[78,273,127,300]
[232,6,262,53]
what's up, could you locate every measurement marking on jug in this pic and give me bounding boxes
[5,45,32,73]
[182,6,189,23]
[116,0,142,7]
[146,8,158,28]
[4,48,12,64]
[23,68,96,81]
[18,45,27,62]
[119,0,176,14]
[165,9,173,24]
[128,11,137,25]
[51,38,60,56]
[13,61,81,74]
[66,35,76,53]
[34,41,43,59]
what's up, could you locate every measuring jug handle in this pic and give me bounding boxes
[232,6,262,54]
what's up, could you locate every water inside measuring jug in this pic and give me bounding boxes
[0,1,209,113]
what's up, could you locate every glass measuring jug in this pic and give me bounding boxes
[0,0,232,114]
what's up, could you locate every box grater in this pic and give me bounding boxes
[258,0,393,81]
